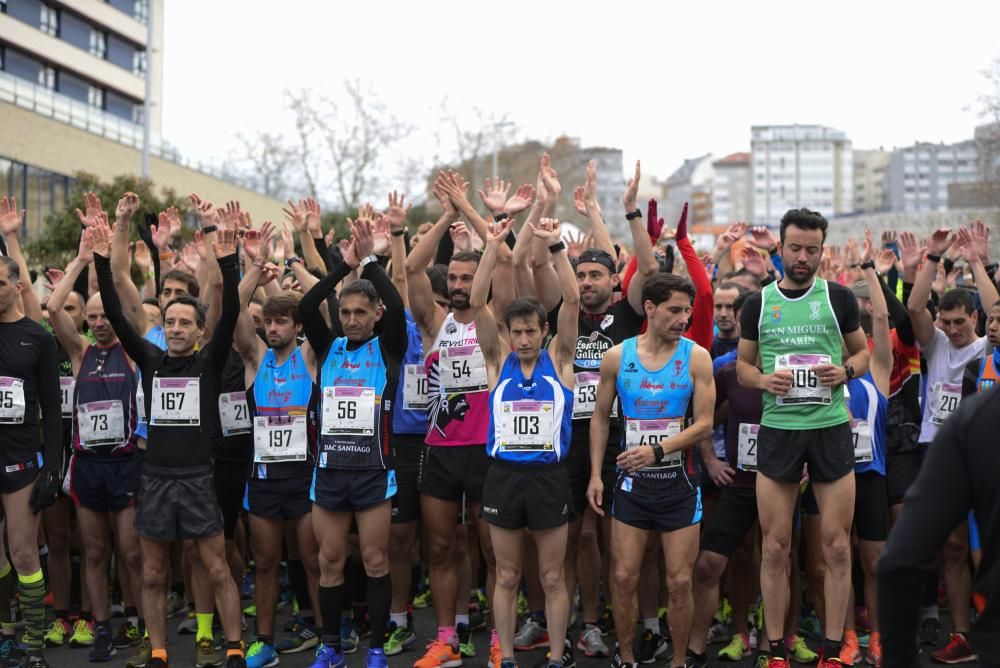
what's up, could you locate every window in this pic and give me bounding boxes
[38,65,55,89]
[1,0,6,14]
[134,0,148,23]
[39,3,58,36]
[88,85,103,108]
[89,29,107,58]
[133,50,147,77]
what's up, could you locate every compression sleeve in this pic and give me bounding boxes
[94,254,160,376]
[300,261,354,359]
[362,262,407,366]
[206,254,240,371]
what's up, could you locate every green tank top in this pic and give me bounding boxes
[757,277,849,430]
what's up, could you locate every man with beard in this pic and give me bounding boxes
[903,223,997,665]
[45,226,144,662]
[233,228,324,668]
[405,178,499,668]
[737,208,870,668]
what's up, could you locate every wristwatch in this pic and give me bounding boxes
[359,254,378,269]
[625,209,643,221]
[844,364,855,381]
[284,255,302,268]
[652,443,665,464]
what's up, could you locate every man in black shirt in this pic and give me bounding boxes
[710,283,746,359]
[878,385,1000,668]
[0,198,62,668]
[92,220,246,668]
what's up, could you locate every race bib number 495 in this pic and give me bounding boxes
[624,418,682,470]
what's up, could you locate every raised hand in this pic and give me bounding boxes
[573,187,588,216]
[486,216,514,245]
[217,200,242,232]
[583,159,599,213]
[44,268,65,292]
[898,231,921,273]
[477,177,511,214]
[564,229,587,259]
[504,184,535,216]
[623,160,640,212]
[881,230,897,248]
[714,222,747,253]
[151,211,173,252]
[926,228,954,256]
[449,222,473,252]
[353,217,375,260]
[189,193,216,230]
[968,219,990,263]
[87,219,113,257]
[385,191,410,232]
[283,199,308,233]
[133,240,152,273]
[304,198,322,236]
[212,227,239,259]
[741,246,767,279]
[875,248,897,274]
[531,217,562,245]
[115,192,140,222]
[433,187,457,218]
[243,220,275,265]
[748,225,777,252]
[862,229,875,264]
[647,199,664,241]
[372,214,391,256]
[74,192,105,229]
[539,153,561,201]
[257,262,280,287]
[279,223,295,261]
[0,196,25,235]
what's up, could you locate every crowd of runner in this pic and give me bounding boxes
[0,152,996,668]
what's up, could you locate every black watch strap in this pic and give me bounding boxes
[625,209,642,221]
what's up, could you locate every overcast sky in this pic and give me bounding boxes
[162,0,1000,187]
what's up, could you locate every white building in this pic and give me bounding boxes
[663,154,714,228]
[751,124,853,224]
[885,140,979,212]
[712,152,752,225]
[853,149,892,213]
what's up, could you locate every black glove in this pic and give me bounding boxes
[29,468,60,514]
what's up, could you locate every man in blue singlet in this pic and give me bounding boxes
[471,216,579,668]
[586,274,716,668]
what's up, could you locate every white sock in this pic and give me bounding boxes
[455,614,470,626]
[644,617,659,633]
[128,616,139,627]
[390,612,408,628]
[921,605,940,621]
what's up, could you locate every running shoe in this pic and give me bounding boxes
[456,623,475,657]
[124,636,151,668]
[839,635,861,665]
[489,638,502,668]
[68,619,95,647]
[195,636,223,667]
[513,619,548,651]
[798,611,823,642]
[413,589,433,609]
[787,636,818,663]
[42,619,71,648]
[413,639,462,668]
[310,644,346,668]
[246,641,279,668]
[177,613,198,635]
[339,621,358,655]
[112,622,140,649]
[718,634,750,661]
[866,635,882,668]
[715,596,734,625]
[16,650,49,668]
[366,647,387,668]
[597,606,615,636]
[633,629,661,664]
[0,638,21,668]
[919,617,941,647]
[576,626,609,657]
[383,622,416,656]
[165,591,189,618]
[707,621,730,644]
[275,617,319,654]
[930,632,977,664]
[89,628,117,662]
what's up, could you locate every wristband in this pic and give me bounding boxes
[284,255,302,268]
[159,251,174,261]
[625,209,642,221]
[391,229,406,237]
[925,253,941,263]
[201,225,218,234]
[359,254,378,269]
[494,212,510,222]
[548,241,566,254]
[858,260,875,270]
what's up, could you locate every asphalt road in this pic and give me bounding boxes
[43,601,980,667]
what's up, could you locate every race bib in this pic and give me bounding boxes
[150,377,201,426]
[402,364,428,411]
[573,372,618,420]
[439,345,488,393]
[253,415,308,463]
[929,382,961,426]
[0,377,26,424]
[77,400,125,447]
[851,419,872,463]
[321,386,376,436]
[624,418,683,469]
[59,377,75,418]
[737,422,759,472]
[775,353,832,406]
[218,392,251,436]
[496,400,554,452]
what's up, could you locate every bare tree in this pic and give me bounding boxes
[286,78,413,211]
[236,131,297,199]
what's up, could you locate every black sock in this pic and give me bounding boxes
[410,563,422,598]
[124,606,138,619]
[257,634,273,646]
[95,619,112,634]
[54,609,69,623]
[348,559,367,610]
[138,618,145,633]
[287,559,310,613]
[768,639,787,659]
[171,581,185,598]
[367,574,391,650]
[319,584,346,652]
[824,638,841,659]
[686,648,705,660]
[79,610,93,623]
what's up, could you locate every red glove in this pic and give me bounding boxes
[647,199,664,244]
[675,202,689,243]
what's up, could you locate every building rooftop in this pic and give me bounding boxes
[713,152,750,166]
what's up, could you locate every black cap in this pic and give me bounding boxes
[576,248,617,274]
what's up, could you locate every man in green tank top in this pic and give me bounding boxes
[736,209,870,668]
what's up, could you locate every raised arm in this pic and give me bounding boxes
[439,170,488,244]
[575,159,615,257]
[622,161,659,315]
[961,220,1000,309]
[531,160,563,310]
[470,218,511,378]
[0,197,42,323]
[675,204,714,350]
[532,219,579,378]
[385,191,412,307]
[101,192,148,332]
[906,228,951,348]
[405,187,456,339]
[46,238,93,370]
[511,208,537,300]
[862,232,893,395]
[284,198,326,271]
[300,221,362,357]
[206,228,241,371]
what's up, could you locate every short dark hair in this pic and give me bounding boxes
[641,273,696,307]
[717,282,749,296]
[938,288,976,315]
[427,264,448,299]
[779,208,828,243]
[339,279,380,307]
[164,295,207,328]
[450,250,481,265]
[263,291,302,324]
[504,297,547,329]
[0,256,20,281]
[733,290,750,315]
[161,269,200,299]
